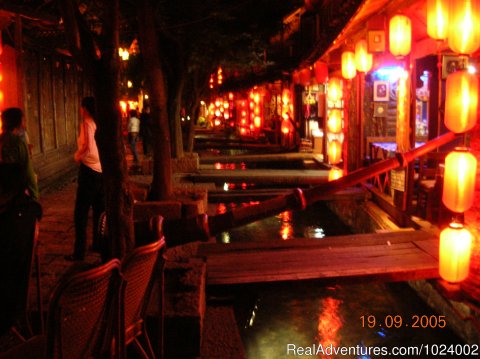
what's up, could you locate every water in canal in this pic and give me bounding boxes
[211,201,464,358]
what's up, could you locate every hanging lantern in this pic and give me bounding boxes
[327,109,342,133]
[354,39,373,72]
[442,147,477,213]
[313,61,328,83]
[327,77,343,102]
[299,68,312,86]
[439,222,472,283]
[327,140,342,165]
[328,167,344,181]
[448,0,480,55]
[341,51,356,79]
[292,70,300,85]
[427,0,449,40]
[445,71,478,133]
[389,15,411,57]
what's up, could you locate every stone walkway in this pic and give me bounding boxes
[33,177,102,310]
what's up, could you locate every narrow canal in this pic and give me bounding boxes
[208,201,464,358]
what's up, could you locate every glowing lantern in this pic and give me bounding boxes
[292,70,300,85]
[341,51,356,79]
[328,167,343,181]
[442,148,477,213]
[427,0,449,40]
[327,109,342,133]
[314,61,328,83]
[445,71,478,133]
[439,222,472,283]
[389,15,411,57]
[299,68,312,86]
[327,77,343,102]
[217,67,223,85]
[448,0,480,54]
[327,140,342,165]
[354,40,372,72]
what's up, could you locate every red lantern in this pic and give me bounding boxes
[341,51,356,79]
[328,167,343,181]
[439,222,472,283]
[389,15,411,57]
[299,68,312,86]
[327,109,342,133]
[313,61,328,83]
[445,71,478,133]
[442,147,477,213]
[427,0,448,41]
[327,140,342,165]
[327,77,343,102]
[448,0,480,54]
[354,39,372,72]
[292,70,300,85]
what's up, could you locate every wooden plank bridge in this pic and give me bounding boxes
[196,230,440,286]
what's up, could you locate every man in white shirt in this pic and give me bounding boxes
[128,109,140,163]
[65,97,104,261]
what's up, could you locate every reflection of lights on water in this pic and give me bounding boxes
[278,210,293,240]
[306,227,325,239]
[223,183,229,191]
[317,297,343,355]
[220,232,230,243]
[246,302,259,328]
[280,223,293,240]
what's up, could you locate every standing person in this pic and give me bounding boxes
[128,109,140,163]
[0,108,41,335]
[65,97,104,261]
[0,107,39,201]
[139,105,153,157]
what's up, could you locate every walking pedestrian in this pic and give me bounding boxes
[139,105,153,157]
[128,109,140,163]
[65,97,104,261]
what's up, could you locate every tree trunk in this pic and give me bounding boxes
[138,0,174,200]
[59,0,134,259]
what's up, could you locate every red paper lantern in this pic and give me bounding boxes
[292,70,300,85]
[442,147,477,213]
[445,71,478,133]
[327,109,342,133]
[448,0,480,54]
[299,68,312,86]
[439,222,472,283]
[313,61,328,83]
[341,51,356,79]
[427,0,448,41]
[327,140,342,165]
[389,15,411,57]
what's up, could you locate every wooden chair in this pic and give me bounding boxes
[416,151,447,222]
[121,221,166,359]
[0,259,124,359]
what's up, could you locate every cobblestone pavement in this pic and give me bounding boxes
[33,177,102,309]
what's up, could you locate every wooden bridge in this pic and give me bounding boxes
[196,230,439,286]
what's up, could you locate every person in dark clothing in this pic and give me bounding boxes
[139,105,153,157]
[65,97,105,261]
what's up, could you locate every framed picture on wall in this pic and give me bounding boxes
[373,81,389,101]
[373,102,387,117]
[442,55,467,79]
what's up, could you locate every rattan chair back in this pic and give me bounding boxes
[122,238,165,341]
[46,259,123,359]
